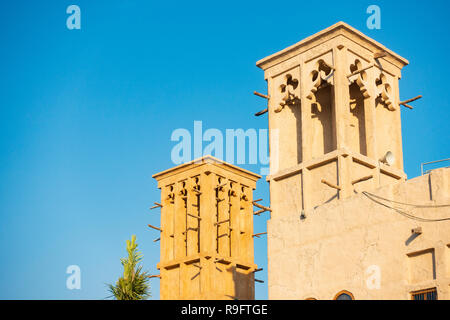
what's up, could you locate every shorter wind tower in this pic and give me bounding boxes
[151,156,261,300]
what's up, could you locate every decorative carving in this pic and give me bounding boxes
[166,185,175,203]
[348,59,370,106]
[275,74,299,113]
[375,73,395,110]
[179,181,187,197]
[306,59,334,112]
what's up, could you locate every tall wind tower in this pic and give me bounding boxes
[152,156,261,300]
[255,22,449,301]
[256,22,410,216]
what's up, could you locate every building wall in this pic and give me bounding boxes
[267,168,450,300]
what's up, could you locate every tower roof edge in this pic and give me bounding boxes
[256,21,409,71]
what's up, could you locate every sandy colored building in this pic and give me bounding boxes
[152,156,261,299]
[152,22,449,300]
[256,22,450,300]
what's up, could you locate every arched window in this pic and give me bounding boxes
[334,290,355,300]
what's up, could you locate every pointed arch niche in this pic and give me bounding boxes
[348,59,368,156]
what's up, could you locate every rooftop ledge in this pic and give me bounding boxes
[152,155,261,182]
[256,21,409,71]
[266,148,407,182]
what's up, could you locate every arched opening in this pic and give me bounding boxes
[348,59,368,156]
[310,62,335,157]
[334,290,355,300]
[349,82,367,156]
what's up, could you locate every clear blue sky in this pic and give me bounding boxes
[0,0,448,299]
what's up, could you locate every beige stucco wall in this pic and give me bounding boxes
[267,168,450,300]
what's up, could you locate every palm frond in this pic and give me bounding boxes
[107,235,151,300]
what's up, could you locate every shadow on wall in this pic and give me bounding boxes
[224,265,255,300]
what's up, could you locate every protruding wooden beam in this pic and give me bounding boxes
[253,91,270,99]
[253,209,265,216]
[148,224,162,232]
[147,274,161,279]
[150,202,163,210]
[346,63,374,78]
[351,175,374,185]
[252,232,267,238]
[255,108,268,116]
[153,237,160,242]
[321,179,341,191]
[402,103,413,110]
[399,95,422,105]
[255,279,264,283]
[399,95,422,108]
[253,268,263,273]
[252,202,272,212]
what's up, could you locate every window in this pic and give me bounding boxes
[334,290,355,300]
[411,288,437,300]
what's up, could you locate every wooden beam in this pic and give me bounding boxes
[252,202,272,212]
[399,95,422,105]
[351,175,374,185]
[402,103,413,110]
[150,202,163,210]
[147,274,161,279]
[252,232,267,238]
[255,108,268,116]
[346,64,374,78]
[253,209,265,216]
[148,224,162,232]
[253,91,270,99]
[321,179,341,191]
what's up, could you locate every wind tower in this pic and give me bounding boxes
[256,22,412,216]
[152,156,261,300]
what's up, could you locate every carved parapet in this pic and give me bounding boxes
[275,74,300,113]
[347,59,370,104]
[306,59,334,112]
[375,72,395,110]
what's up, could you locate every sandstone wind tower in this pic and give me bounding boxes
[152,156,260,300]
[256,22,450,300]
[257,22,409,212]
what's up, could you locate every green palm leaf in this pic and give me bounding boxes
[107,235,151,300]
